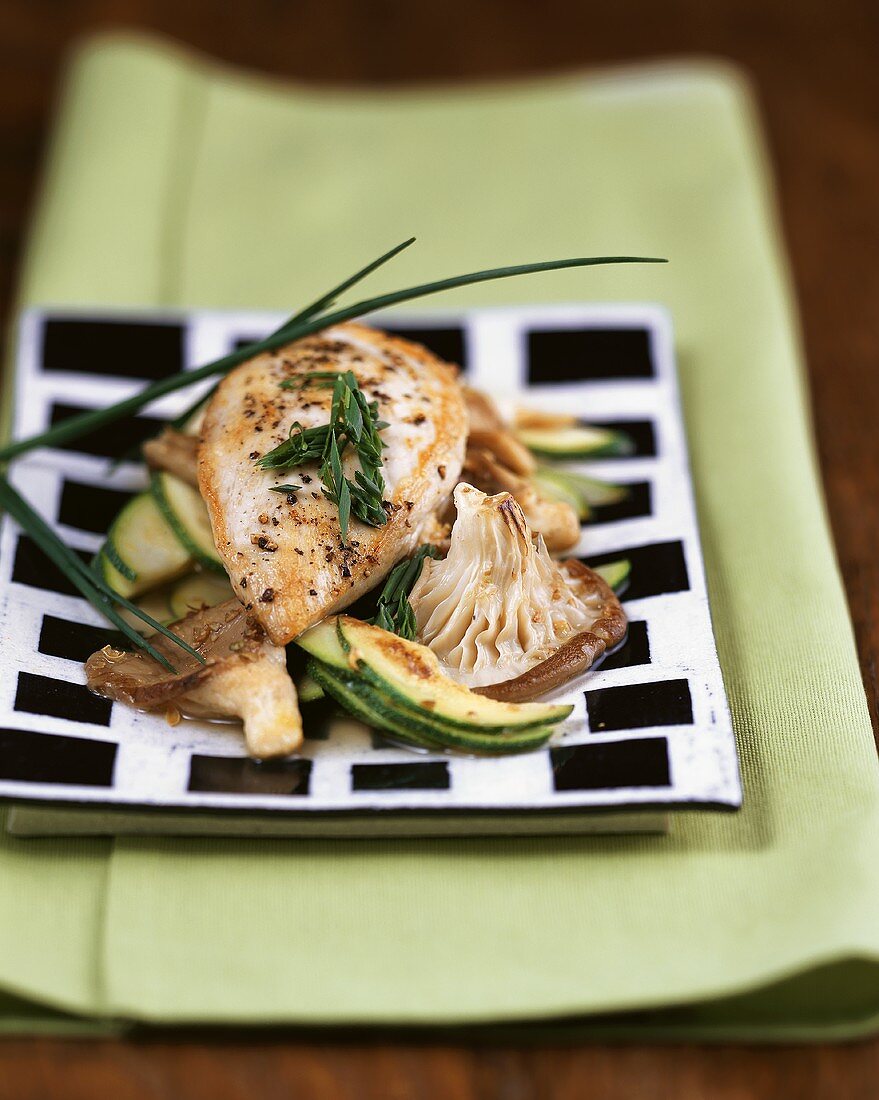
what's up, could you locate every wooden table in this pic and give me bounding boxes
[1,1,877,1096]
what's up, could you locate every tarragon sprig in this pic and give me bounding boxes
[370,544,442,639]
[257,370,390,541]
[0,240,665,663]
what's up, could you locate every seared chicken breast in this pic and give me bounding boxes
[198,322,467,646]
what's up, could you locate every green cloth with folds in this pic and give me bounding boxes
[3,33,879,1038]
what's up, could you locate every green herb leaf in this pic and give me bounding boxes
[370,545,442,639]
[0,476,206,671]
[264,369,389,544]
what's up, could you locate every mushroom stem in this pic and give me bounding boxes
[473,559,628,702]
[474,630,609,702]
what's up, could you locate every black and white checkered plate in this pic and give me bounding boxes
[0,304,741,822]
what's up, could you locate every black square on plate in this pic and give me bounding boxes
[584,541,689,601]
[528,327,653,383]
[38,615,116,664]
[12,535,91,597]
[351,761,450,792]
[301,697,338,741]
[188,755,312,796]
[41,318,184,380]
[14,671,113,727]
[551,738,670,791]
[381,325,467,371]
[586,481,652,526]
[58,480,134,536]
[599,621,651,672]
[586,418,656,458]
[0,727,117,786]
[49,402,165,460]
[585,678,693,733]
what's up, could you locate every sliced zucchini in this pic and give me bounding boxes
[296,670,326,704]
[150,472,224,572]
[336,617,573,733]
[593,559,631,594]
[533,468,630,520]
[310,660,556,755]
[295,617,348,669]
[308,660,436,751]
[532,468,588,519]
[517,425,634,460]
[579,476,628,506]
[168,572,233,620]
[97,492,191,599]
[553,469,628,506]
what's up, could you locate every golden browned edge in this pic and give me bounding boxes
[474,560,627,702]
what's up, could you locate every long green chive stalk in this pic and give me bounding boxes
[169,238,419,432]
[0,476,205,671]
[0,240,665,666]
[0,248,664,462]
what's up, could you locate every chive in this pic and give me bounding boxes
[283,237,416,326]
[169,241,415,432]
[0,248,665,462]
[0,478,178,671]
[0,476,205,670]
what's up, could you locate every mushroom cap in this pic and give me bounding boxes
[409,483,625,690]
[85,598,302,758]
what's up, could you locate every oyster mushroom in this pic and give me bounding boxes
[85,599,302,758]
[461,446,580,553]
[458,387,578,551]
[463,386,535,475]
[408,483,626,699]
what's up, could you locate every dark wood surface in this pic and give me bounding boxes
[1,0,878,1096]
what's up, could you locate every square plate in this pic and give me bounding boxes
[0,304,741,832]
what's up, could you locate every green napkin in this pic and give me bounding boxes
[3,32,879,1039]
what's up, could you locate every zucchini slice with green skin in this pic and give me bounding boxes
[517,425,634,460]
[535,466,629,508]
[310,659,556,755]
[532,468,588,519]
[150,472,224,572]
[575,475,629,507]
[308,660,437,751]
[336,617,573,733]
[168,572,233,620]
[592,559,631,594]
[295,617,349,669]
[296,671,326,704]
[98,491,192,599]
